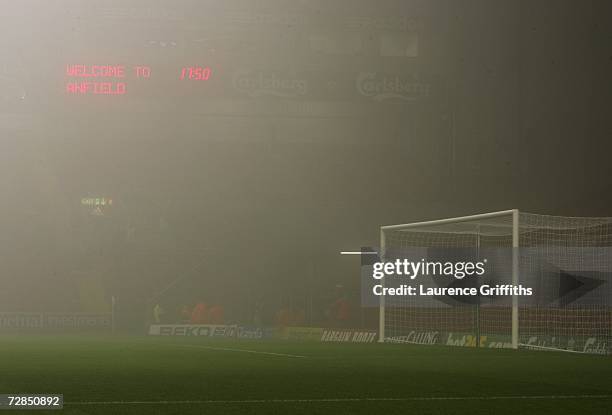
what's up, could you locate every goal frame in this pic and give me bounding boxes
[379,209,520,349]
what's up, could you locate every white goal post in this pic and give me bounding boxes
[379,210,612,354]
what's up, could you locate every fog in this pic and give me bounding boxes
[1,0,610,328]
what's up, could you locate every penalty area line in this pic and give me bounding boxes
[67,395,612,406]
[171,343,306,358]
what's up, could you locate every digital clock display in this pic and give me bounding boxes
[179,66,212,81]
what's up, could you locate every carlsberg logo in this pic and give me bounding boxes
[356,72,430,101]
[233,70,308,98]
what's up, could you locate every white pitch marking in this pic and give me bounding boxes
[518,343,587,354]
[173,343,306,358]
[340,251,378,255]
[67,395,612,405]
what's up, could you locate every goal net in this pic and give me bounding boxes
[379,210,612,354]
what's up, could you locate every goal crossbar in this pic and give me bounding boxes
[381,209,517,232]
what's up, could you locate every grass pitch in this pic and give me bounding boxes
[0,335,610,414]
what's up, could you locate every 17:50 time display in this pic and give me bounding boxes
[179,66,212,81]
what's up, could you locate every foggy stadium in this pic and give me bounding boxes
[0,1,611,414]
